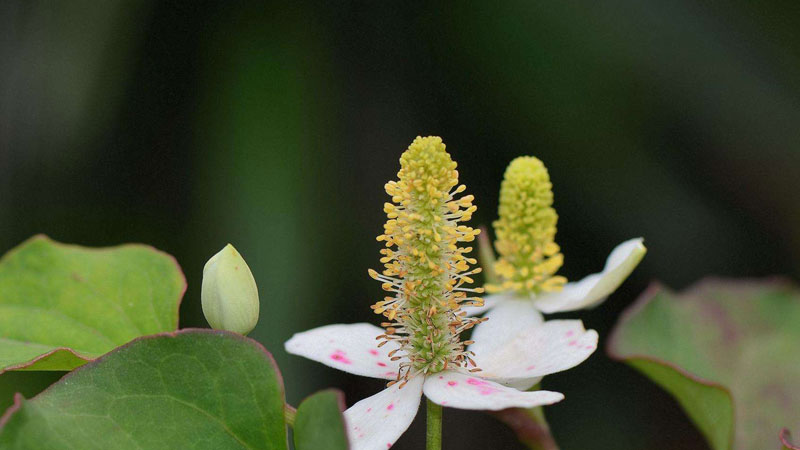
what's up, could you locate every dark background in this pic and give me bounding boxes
[2,1,799,449]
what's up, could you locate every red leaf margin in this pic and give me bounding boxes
[782,428,800,450]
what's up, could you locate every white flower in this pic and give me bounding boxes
[285,305,597,450]
[285,139,599,450]
[473,156,646,319]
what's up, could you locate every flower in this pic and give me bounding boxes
[285,138,597,450]
[471,156,646,318]
[285,314,596,449]
[201,244,260,335]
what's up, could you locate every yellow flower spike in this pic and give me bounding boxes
[487,156,567,296]
[368,136,484,382]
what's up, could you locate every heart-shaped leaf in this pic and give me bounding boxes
[0,235,185,372]
[0,329,288,449]
[609,279,800,450]
[293,389,349,450]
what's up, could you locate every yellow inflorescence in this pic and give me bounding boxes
[487,156,567,296]
[370,136,485,384]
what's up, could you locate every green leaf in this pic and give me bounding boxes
[293,389,349,450]
[609,279,800,450]
[0,235,185,372]
[0,329,288,450]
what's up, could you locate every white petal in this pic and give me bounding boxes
[533,238,646,314]
[467,298,543,360]
[461,293,504,317]
[422,371,563,411]
[470,319,598,388]
[285,323,401,380]
[344,376,424,450]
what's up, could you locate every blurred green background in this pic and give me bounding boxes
[2,1,799,448]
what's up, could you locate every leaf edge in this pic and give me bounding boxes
[0,234,188,374]
[607,281,737,450]
[0,328,287,442]
[293,388,350,450]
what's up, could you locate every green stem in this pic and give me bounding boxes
[426,398,442,450]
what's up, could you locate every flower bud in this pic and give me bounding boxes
[201,244,259,335]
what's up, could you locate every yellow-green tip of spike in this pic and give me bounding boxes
[487,156,567,296]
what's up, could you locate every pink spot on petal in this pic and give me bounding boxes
[447,381,458,386]
[467,378,489,386]
[566,330,575,337]
[385,371,397,377]
[366,408,372,412]
[584,345,594,350]
[369,349,379,356]
[377,362,387,367]
[330,350,352,364]
[387,403,394,411]
[387,444,392,449]
[526,365,536,371]
[359,433,365,438]
[441,401,448,405]
[568,340,577,346]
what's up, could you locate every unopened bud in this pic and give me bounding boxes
[201,244,259,335]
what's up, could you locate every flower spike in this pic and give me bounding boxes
[470,155,646,318]
[371,136,485,382]
[487,156,568,296]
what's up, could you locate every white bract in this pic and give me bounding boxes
[470,238,646,317]
[285,311,597,450]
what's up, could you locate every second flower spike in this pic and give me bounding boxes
[474,156,646,317]
[202,244,260,335]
